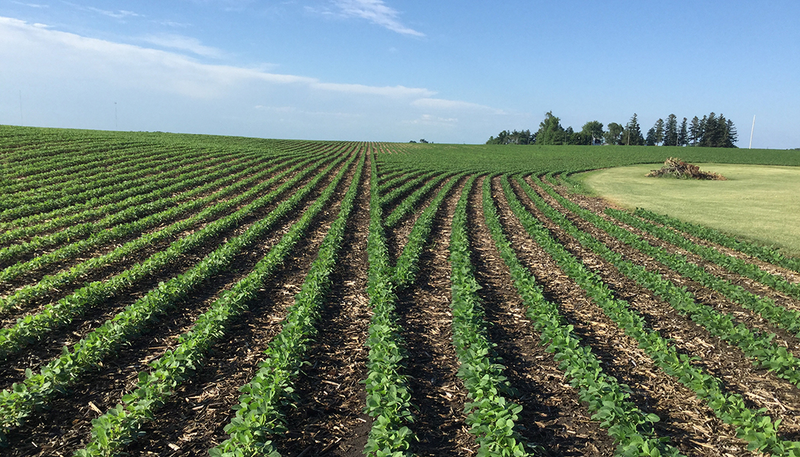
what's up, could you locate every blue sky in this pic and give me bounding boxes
[1,1,798,148]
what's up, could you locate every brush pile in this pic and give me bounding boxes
[646,157,726,180]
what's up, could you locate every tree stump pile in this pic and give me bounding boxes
[646,157,726,180]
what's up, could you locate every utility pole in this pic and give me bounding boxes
[749,115,755,149]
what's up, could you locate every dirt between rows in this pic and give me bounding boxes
[2,152,358,456]
[391,175,476,455]
[491,176,753,456]
[383,173,452,267]
[469,176,618,456]
[271,153,373,456]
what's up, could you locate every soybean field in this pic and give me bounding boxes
[1,125,800,456]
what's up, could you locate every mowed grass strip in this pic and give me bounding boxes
[576,163,800,256]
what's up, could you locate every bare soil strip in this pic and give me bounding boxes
[522,179,800,439]
[468,176,617,456]
[274,154,372,456]
[491,177,754,456]
[2,155,356,456]
[391,177,476,456]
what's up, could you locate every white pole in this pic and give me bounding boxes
[749,115,755,149]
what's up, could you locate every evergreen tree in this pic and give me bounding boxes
[678,117,688,146]
[725,118,738,147]
[699,115,708,145]
[696,113,736,147]
[700,113,720,147]
[663,114,678,146]
[646,127,657,146]
[623,113,644,145]
[653,118,665,145]
[689,116,701,145]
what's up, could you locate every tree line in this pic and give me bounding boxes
[487,112,738,147]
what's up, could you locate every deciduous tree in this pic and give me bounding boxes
[604,122,624,145]
[536,111,566,145]
[580,120,604,145]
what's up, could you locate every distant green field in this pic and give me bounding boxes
[380,142,800,174]
[576,163,800,255]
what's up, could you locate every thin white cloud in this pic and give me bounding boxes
[11,1,49,7]
[62,2,142,20]
[312,82,434,98]
[153,20,191,28]
[0,16,506,143]
[0,17,430,100]
[411,97,507,115]
[90,8,140,19]
[254,105,361,118]
[317,0,424,37]
[184,0,255,13]
[404,114,458,126]
[141,33,224,59]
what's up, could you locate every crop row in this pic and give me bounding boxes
[0,143,181,197]
[634,209,800,274]
[0,149,262,248]
[0,152,327,320]
[0,140,326,232]
[0,144,210,210]
[0,146,219,221]
[0,150,270,268]
[210,149,365,456]
[449,176,529,456]
[485,176,681,456]
[0,146,332,279]
[362,154,416,455]
[76,145,361,456]
[528,178,800,384]
[0,149,351,440]
[606,209,800,300]
[508,175,800,455]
